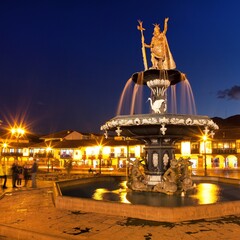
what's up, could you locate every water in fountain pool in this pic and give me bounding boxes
[60,177,240,207]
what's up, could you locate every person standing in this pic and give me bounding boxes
[11,159,19,188]
[31,159,38,188]
[0,162,8,189]
[23,161,30,187]
[16,164,23,187]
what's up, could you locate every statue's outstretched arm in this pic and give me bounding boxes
[144,43,152,48]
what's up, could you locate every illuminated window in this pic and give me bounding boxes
[223,142,229,149]
[181,141,191,156]
[217,142,223,149]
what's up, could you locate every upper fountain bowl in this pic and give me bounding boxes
[131,69,186,85]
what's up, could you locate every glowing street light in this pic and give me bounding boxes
[201,126,215,177]
[11,127,25,137]
[11,127,25,161]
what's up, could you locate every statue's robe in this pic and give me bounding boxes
[151,34,176,70]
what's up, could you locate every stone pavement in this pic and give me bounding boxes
[0,180,240,240]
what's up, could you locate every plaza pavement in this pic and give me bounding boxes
[0,176,240,240]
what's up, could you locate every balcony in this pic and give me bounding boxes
[34,153,54,158]
[0,152,23,157]
[60,154,73,160]
[212,149,237,154]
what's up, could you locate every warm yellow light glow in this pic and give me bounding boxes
[92,188,107,200]
[115,147,121,155]
[181,141,191,156]
[117,181,131,204]
[46,147,52,152]
[102,147,110,155]
[86,146,101,155]
[94,146,101,154]
[193,183,219,204]
[200,141,212,154]
[2,143,8,148]
[135,145,141,158]
[92,181,131,204]
[86,147,93,155]
[11,127,25,137]
[202,135,207,141]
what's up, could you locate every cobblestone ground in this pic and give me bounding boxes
[0,181,240,240]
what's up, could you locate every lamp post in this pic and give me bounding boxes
[11,127,25,161]
[46,147,52,172]
[126,137,130,178]
[98,146,102,174]
[202,135,207,176]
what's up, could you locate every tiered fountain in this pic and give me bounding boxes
[101,18,218,194]
[55,19,240,222]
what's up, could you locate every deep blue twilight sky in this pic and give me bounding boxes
[0,0,240,134]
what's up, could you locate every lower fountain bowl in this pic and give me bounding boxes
[53,175,240,222]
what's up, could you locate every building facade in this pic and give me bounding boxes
[1,128,240,172]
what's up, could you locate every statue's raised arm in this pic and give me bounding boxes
[163,17,169,35]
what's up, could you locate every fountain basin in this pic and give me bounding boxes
[101,113,218,138]
[53,176,240,222]
[131,69,185,85]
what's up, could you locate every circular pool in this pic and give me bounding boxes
[59,176,240,207]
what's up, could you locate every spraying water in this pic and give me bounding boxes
[117,76,197,116]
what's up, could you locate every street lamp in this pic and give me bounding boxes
[11,127,25,161]
[98,146,102,174]
[126,137,130,178]
[202,135,207,176]
[46,147,52,172]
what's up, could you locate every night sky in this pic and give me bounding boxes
[0,0,240,135]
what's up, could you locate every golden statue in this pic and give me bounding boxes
[139,18,176,70]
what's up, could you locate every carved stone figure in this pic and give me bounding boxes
[178,157,194,192]
[127,160,148,191]
[127,157,195,194]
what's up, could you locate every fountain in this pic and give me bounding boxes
[100,18,218,194]
[54,18,240,222]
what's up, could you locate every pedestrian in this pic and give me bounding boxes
[23,161,30,187]
[17,164,23,187]
[11,159,19,188]
[0,162,8,189]
[31,159,38,188]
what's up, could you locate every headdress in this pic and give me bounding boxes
[153,23,160,32]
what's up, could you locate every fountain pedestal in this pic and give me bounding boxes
[144,137,175,185]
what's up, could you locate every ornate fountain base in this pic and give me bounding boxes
[102,113,218,194]
[145,175,162,185]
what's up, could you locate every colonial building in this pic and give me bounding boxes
[1,119,240,171]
